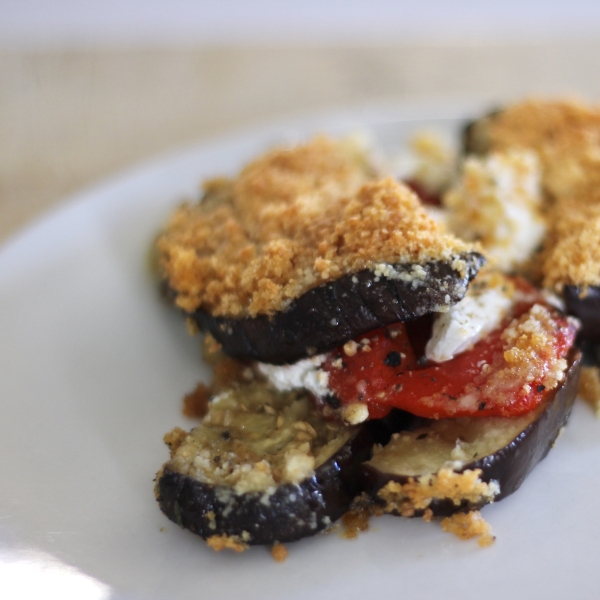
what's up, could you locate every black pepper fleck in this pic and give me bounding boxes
[221,430,231,440]
[384,351,402,367]
[537,384,546,393]
[324,394,340,409]
[478,402,486,411]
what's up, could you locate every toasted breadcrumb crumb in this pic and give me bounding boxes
[158,136,472,317]
[441,511,495,547]
[212,357,254,391]
[206,534,248,553]
[202,333,222,358]
[343,341,359,357]
[271,544,288,562]
[498,303,568,391]
[182,383,212,418]
[340,509,371,539]
[341,402,369,425]
[422,508,434,523]
[377,468,498,517]
[163,427,187,456]
[185,317,200,336]
[579,366,600,417]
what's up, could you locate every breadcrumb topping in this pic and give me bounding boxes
[340,508,371,539]
[271,543,288,562]
[163,427,187,457]
[578,365,600,417]
[158,136,472,317]
[498,303,569,393]
[377,468,498,518]
[441,511,495,547]
[476,99,600,288]
[206,534,248,553]
[541,195,600,290]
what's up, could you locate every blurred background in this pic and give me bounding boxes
[3,0,600,244]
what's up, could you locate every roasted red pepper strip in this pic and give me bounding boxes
[324,302,577,420]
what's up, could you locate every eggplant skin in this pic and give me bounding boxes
[189,253,484,365]
[461,109,502,156]
[361,351,581,517]
[564,285,600,343]
[156,425,373,545]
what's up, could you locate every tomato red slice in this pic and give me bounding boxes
[403,179,442,206]
[323,301,576,420]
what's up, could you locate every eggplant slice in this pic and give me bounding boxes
[360,351,581,517]
[189,252,484,365]
[156,382,374,545]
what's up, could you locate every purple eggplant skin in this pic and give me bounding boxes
[360,351,581,517]
[156,424,374,545]
[187,253,484,365]
[461,109,502,156]
[564,286,600,343]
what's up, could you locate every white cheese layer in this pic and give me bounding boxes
[425,284,514,363]
[258,356,330,399]
[444,150,546,272]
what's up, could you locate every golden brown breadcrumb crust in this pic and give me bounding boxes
[157,136,472,317]
[163,427,187,457]
[270,543,288,562]
[541,195,600,290]
[481,99,600,289]
[377,468,497,518]
[441,511,495,547]
[206,534,248,553]
[497,303,569,397]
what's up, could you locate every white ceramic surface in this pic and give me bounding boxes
[1,106,600,600]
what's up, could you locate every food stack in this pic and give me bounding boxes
[153,102,595,552]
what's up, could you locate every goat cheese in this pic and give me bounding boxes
[444,150,546,272]
[426,284,514,363]
[258,356,330,398]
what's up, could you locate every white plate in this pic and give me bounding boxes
[2,104,600,600]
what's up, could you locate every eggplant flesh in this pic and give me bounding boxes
[361,351,581,516]
[156,382,374,545]
[190,253,484,365]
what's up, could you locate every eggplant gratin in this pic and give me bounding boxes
[154,104,595,554]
